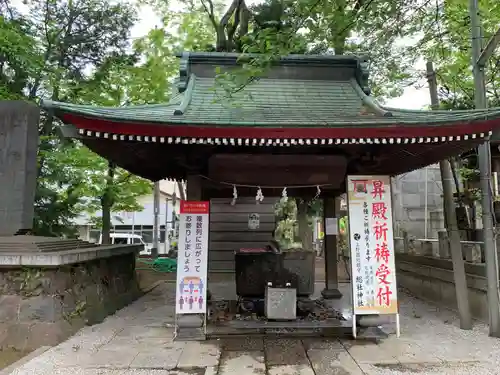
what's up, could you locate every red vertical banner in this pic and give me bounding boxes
[347,175,398,315]
[176,201,210,315]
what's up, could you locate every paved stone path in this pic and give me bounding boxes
[6,282,500,375]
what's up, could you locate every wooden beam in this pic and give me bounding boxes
[187,174,202,200]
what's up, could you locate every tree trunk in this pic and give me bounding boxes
[296,199,313,250]
[101,162,116,244]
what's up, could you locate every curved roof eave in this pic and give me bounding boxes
[379,103,500,118]
[40,99,183,124]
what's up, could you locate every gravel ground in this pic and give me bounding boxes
[365,290,500,375]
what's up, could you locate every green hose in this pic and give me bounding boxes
[136,257,177,272]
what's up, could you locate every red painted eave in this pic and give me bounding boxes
[60,113,500,140]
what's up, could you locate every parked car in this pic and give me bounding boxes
[98,233,152,256]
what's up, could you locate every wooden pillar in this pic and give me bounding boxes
[187,174,202,200]
[321,197,342,299]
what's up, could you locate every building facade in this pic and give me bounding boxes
[75,180,183,254]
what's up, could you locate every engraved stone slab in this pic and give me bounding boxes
[265,287,296,320]
[0,101,40,235]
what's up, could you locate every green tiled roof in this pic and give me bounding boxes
[43,74,500,127]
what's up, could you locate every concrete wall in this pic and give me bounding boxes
[209,198,276,273]
[395,253,489,320]
[392,165,445,239]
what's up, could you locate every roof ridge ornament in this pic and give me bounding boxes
[177,52,191,93]
[173,73,196,116]
[356,56,371,95]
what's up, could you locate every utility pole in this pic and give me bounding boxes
[170,188,178,258]
[165,197,169,255]
[468,0,500,337]
[152,181,160,258]
[426,62,472,330]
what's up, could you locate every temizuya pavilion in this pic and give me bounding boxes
[42,52,500,335]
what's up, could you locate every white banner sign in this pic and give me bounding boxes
[347,175,398,315]
[175,201,209,314]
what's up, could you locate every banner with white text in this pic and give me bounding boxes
[347,175,398,315]
[175,201,209,315]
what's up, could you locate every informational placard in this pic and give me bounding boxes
[248,213,260,230]
[175,201,209,314]
[325,218,338,235]
[346,175,398,316]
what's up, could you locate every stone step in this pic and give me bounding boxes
[0,236,98,253]
[208,319,352,338]
[207,327,352,338]
[217,319,351,329]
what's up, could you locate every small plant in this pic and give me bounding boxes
[459,167,479,182]
[18,268,43,296]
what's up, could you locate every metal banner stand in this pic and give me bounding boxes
[173,312,207,340]
[396,312,400,338]
[352,315,357,339]
[351,310,401,339]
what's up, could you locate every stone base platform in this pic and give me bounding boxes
[0,236,142,351]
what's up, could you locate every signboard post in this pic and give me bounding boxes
[346,175,400,338]
[175,201,210,338]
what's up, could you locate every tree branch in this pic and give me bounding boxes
[200,0,218,31]
[238,2,251,39]
[227,0,242,43]
[0,0,14,19]
[116,171,133,185]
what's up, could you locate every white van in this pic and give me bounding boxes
[98,233,152,256]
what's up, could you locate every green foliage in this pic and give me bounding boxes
[34,136,89,237]
[0,8,42,100]
[275,198,298,248]
[3,0,498,238]
[408,0,500,105]
[2,0,216,238]
[179,0,430,99]
[274,197,322,249]
[62,143,153,220]
[1,0,143,237]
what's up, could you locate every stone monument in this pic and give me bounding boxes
[0,101,39,235]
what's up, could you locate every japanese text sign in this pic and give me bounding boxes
[346,176,398,315]
[175,201,209,315]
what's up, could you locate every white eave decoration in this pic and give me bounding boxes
[78,128,491,146]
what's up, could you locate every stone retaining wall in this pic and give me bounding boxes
[395,253,489,320]
[0,252,141,350]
